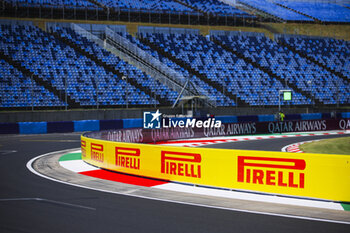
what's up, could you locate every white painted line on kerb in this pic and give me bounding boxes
[281,140,320,153]
[158,130,350,147]
[28,153,350,225]
[27,150,350,225]
[59,157,345,211]
[59,160,99,173]
[154,183,343,210]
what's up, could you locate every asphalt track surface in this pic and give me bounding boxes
[0,133,349,233]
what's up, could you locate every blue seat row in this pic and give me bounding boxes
[180,0,253,17]
[278,36,350,79]
[4,0,102,10]
[275,1,350,22]
[0,59,65,107]
[121,32,234,106]
[101,0,194,13]
[0,24,157,107]
[52,26,178,104]
[238,0,313,21]
[4,0,255,18]
[214,34,350,105]
[143,32,311,106]
[1,23,349,108]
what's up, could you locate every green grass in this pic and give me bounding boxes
[299,137,350,155]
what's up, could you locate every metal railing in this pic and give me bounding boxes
[105,28,216,107]
[71,23,104,46]
[210,29,265,37]
[1,4,255,25]
[106,27,187,90]
[71,23,216,107]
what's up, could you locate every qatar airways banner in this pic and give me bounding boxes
[84,118,350,143]
[81,130,350,202]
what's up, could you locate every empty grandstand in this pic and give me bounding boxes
[0,0,256,25]
[0,0,349,111]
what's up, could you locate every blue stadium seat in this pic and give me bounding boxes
[214,33,350,105]
[275,1,350,22]
[279,35,350,79]
[51,27,179,104]
[4,0,102,11]
[180,0,252,18]
[0,59,65,107]
[143,31,312,106]
[0,24,159,107]
[238,0,313,21]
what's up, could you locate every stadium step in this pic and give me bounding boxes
[51,31,172,106]
[0,50,79,108]
[139,35,249,107]
[212,38,323,106]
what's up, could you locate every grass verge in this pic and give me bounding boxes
[299,137,350,155]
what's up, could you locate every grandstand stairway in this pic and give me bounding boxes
[0,50,78,107]
[50,31,172,106]
[212,37,322,106]
[103,29,193,100]
[277,40,350,84]
[107,40,186,95]
[139,35,248,107]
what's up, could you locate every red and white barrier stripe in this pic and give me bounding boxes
[58,150,345,211]
[157,131,348,147]
[281,140,322,153]
[57,130,350,211]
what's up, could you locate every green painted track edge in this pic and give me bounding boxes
[59,152,82,162]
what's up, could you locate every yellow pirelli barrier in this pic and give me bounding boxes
[81,135,350,202]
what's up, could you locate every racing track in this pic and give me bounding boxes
[0,132,349,233]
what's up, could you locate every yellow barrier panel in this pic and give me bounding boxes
[81,135,350,202]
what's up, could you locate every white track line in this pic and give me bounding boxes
[59,157,345,211]
[0,198,95,210]
[155,183,344,210]
[27,152,350,225]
